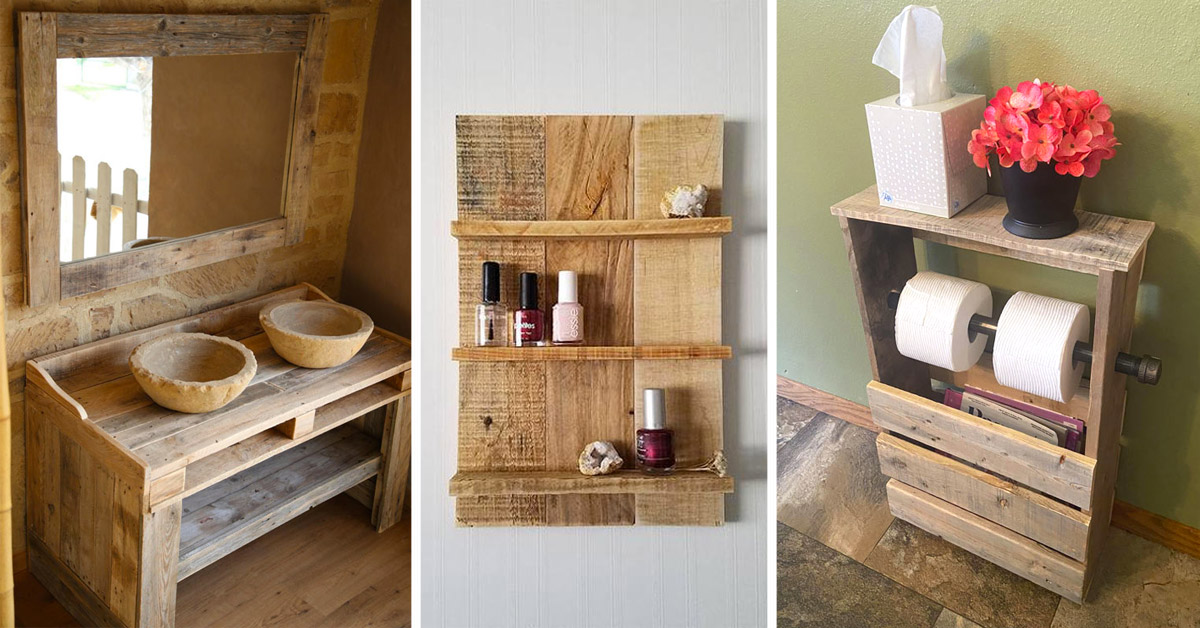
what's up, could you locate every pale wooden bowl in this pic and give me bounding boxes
[259,300,374,368]
[130,333,257,413]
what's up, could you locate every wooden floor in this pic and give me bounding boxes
[16,495,411,628]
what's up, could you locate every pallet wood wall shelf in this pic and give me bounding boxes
[834,185,1154,602]
[24,284,412,627]
[451,114,733,527]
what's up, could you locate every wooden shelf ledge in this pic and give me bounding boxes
[452,345,732,361]
[831,186,1153,275]
[451,217,732,240]
[449,470,734,496]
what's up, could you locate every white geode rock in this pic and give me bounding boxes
[578,441,624,476]
[659,184,709,218]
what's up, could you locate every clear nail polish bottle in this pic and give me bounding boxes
[474,261,507,347]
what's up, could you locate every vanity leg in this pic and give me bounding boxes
[137,501,181,628]
[372,386,411,532]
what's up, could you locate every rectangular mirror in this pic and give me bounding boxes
[19,13,328,305]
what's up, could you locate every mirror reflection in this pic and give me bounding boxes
[56,52,298,262]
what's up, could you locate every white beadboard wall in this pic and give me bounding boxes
[420,2,768,626]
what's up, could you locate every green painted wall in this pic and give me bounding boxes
[779,0,1200,528]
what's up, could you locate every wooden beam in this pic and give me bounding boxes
[55,14,311,58]
[17,12,61,307]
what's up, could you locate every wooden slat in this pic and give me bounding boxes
[876,433,1090,561]
[869,381,1095,508]
[372,392,411,531]
[177,428,379,581]
[451,217,733,240]
[283,14,327,246]
[18,12,61,306]
[634,494,725,526]
[832,186,1154,275]
[121,168,137,248]
[455,115,546,221]
[633,238,722,345]
[138,500,180,627]
[55,13,311,58]
[545,115,632,221]
[452,345,732,361]
[70,156,85,261]
[546,495,635,526]
[456,240,544,347]
[28,535,124,628]
[180,382,401,500]
[632,114,723,216]
[449,470,733,496]
[60,216,287,300]
[25,381,146,488]
[633,360,724,468]
[457,362,546,472]
[454,496,546,527]
[886,480,1087,603]
[94,162,112,256]
[839,216,932,396]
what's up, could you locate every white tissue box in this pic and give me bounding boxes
[865,92,987,218]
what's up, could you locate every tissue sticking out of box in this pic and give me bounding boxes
[659,184,709,218]
[872,5,952,107]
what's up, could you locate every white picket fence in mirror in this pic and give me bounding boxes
[59,154,150,261]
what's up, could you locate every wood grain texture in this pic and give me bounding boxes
[634,494,725,526]
[1111,499,1200,562]
[546,239,632,346]
[634,360,724,467]
[283,14,327,246]
[1081,249,1145,593]
[929,354,1090,421]
[545,116,632,221]
[18,12,61,307]
[54,14,311,58]
[449,470,733,495]
[776,374,879,433]
[28,535,123,628]
[633,239,722,345]
[456,240,545,344]
[831,186,1154,275]
[839,217,932,396]
[60,217,287,300]
[453,345,733,361]
[454,496,546,527]
[545,362,633,470]
[886,480,1086,603]
[876,433,1090,561]
[868,381,1095,509]
[632,115,723,218]
[372,392,411,532]
[456,115,546,221]
[452,217,733,239]
[546,494,635,526]
[138,500,180,627]
[457,362,546,472]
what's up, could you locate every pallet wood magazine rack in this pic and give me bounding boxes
[834,186,1155,603]
[24,284,412,627]
[448,115,735,526]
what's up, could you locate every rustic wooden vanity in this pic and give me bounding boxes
[24,284,412,627]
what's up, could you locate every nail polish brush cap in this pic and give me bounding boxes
[481,262,500,303]
[519,272,539,310]
[558,270,578,303]
[643,388,667,429]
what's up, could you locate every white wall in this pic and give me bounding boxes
[420,2,768,626]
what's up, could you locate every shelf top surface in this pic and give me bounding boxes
[27,285,412,478]
[452,345,732,361]
[451,216,732,240]
[832,186,1154,274]
[449,469,734,495]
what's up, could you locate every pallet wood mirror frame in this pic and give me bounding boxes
[16,12,329,306]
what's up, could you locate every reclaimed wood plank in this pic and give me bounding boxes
[831,186,1154,275]
[887,479,1087,603]
[876,433,1090,561]
[868,381,1095,508]
[18,12,60,306]
[634,494,725,527]
[449,470,733,495]
[372,391,410,532]
[545,115,632,221]
[456,115,545,221]
[283,14,327,246]
[452,345,732,361]
[450,217,733,240]
[632,115,723,217]
[55,14,311,57]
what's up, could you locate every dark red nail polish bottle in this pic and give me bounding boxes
[513,272,545,346]
[637,388,675,474]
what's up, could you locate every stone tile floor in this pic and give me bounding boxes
[776,396,1200,628]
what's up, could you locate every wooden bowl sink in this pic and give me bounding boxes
[130,333,257,413]
[259,300,374,368]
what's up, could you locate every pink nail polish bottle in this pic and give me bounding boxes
[552,270,584,345]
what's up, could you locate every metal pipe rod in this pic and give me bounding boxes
[886,290,1161,385]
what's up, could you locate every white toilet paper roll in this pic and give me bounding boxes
[894,272,992,372]
[993,292,1091,403]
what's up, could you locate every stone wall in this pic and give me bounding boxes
[0,0,382,562]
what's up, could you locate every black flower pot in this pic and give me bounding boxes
[998,162,1082,239]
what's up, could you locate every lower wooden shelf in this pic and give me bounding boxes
[449,469,733,496]
[177,425,381,581]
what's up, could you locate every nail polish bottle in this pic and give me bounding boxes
[552,270,584,345]
[513,272,545,347]
[474,261,507,347]
[637,388,675,475]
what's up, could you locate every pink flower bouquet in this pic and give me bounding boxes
[968,80,1118,177]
